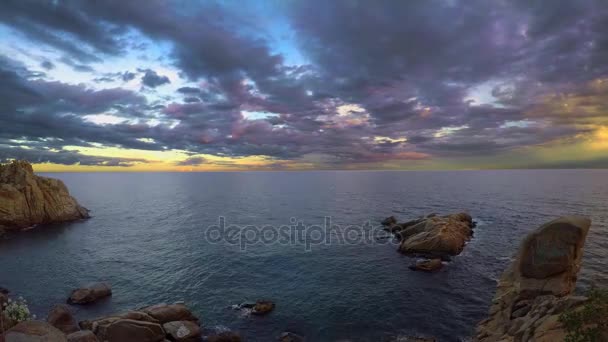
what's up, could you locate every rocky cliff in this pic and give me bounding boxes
[0,160,89,231]
[475,216,596,341]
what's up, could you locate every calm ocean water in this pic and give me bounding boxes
[1,170,607,341]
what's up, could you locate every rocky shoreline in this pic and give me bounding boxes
[0,160,89,235]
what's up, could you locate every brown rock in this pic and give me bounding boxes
[0,160,89,230]
[279,331,305,342]
[398,213,474,257]
[47,304,79,334]
[207,331,242,342]
[97,319,164,342]
[140,303,198,324]
[474,216,592,341]
[162,320,201,341]
[251,300,275,315]
[68,282,112,304]
[4,320,68,342]
[381,216,397,226]
[67,330,99,342]
[409,258,443,272]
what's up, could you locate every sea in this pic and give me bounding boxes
[1,170,607,341]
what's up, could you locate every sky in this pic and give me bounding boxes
[1,0,608,171]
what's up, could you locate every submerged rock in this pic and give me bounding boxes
[251,300,275,315]
[474,216,593,341]
[0,160,89,230]
[4,320,68,342]
[279,331,305,342]
[381,216,398,226]
[408,258,443,272]
[68,282,112,305]
[207,331,242,342]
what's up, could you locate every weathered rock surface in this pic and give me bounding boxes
[382,212,474,258]
[139,303,199,324]
[162,320,201,341]
[0,160,89,230]
[475,216,592,341]
[68,283,112,305]
[47,304,79,334]
[97,319,165,342]
[408,258,443,272]
[66,330,99,342]
[4,320,68,342]
[78,303,200,342]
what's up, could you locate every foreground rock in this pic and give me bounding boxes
[66,330,99,342]
[47,304,79,334]
[79,303,200,342]
[207,331,242,342]
[0,160,89,231]
[475,216,593,341]
[68,283,112,305]
[382,212,475,258]
[4,320,68,342]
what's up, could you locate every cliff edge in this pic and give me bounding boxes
[475,216,596,341]
[0,160,89,231]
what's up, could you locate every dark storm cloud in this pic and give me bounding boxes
[0,145,148,167]
[141,69,170,88]
[40,60,54,70]
[1,1,607,168]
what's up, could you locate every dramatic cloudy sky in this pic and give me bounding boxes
[1,0,608,171]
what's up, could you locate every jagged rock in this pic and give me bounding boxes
[474,216,592,342]
[140,303,198,324]
[408,258,443,272]
[68,282,112,304]
[251,300,275,315]
[67,330,99,342]
[47,304,79,334]
[4,320,68,342]
[0,160,89,230]
[398,213,474,257]
[162,320,201,341]
[207,331,242,342]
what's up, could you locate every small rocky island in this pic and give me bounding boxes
[382,212,475,271]
[0,160,89,234]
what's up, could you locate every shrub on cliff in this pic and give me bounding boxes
[560,288,608,342]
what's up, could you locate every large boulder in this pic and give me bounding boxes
[68,283,112,305]
[139,303,198,324]
[96,319,164,342]
[0,160,89,230]
[475,216,592,341]
[207,331,242,342]
[47,304,79,334]
[398,213,474,257]
[162,320,201,341]
[4,320,68,342]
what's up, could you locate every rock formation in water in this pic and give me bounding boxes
[67,283,112,305]
[474,216,599,341]
[0,160,89,231]
[382,212,475,259]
